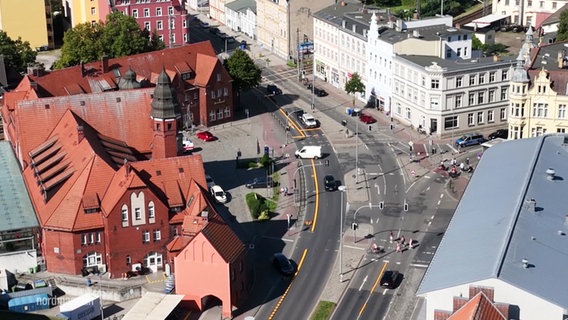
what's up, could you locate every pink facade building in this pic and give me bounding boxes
[113,0,189,47]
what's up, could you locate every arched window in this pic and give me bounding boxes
[148,201,155,222]
[121,204,129,227]
[83,252,102,267]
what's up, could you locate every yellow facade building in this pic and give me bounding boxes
[64,0,109,27]
[509,40,568,139]
[0,0,53,49]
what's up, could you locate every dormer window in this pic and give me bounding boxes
[181,72,192,80]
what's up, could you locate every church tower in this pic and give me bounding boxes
[150,69,182,159]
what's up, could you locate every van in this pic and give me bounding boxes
[295,146,322,159]
[455,133,485,147]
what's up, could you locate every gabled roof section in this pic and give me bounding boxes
[201,211,246,263]
[100,163,148,218]
[194,53,220,87]
[15,88,154,166]
[23,110,125,230]
[448,292,507,320]
[26,41,217,97]
[526,41,568,94]
[417,134,568,310]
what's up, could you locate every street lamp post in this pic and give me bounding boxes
[355,98,359,184]
[338,185,347,282]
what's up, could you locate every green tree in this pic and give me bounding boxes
[558,10,568,41]
[223,49,262,92]
[345,72,365,107]
[472,34,484,51]
[54,12,164,69]
[0,31,37,74]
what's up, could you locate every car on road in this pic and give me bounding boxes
[300,113,317,128]
[199,21,209,28]
[205,175,215,190]
[245,177,273,189]
[455,133,485,147]
[380,270,400,289]
[273,253,295,276]
[267,84,282,95]
[314,88,328,97]
[488,129,508,140]
[182,138,194,152]
[359,113,377,124]
[324,175,338,191]
[196,131,216,142]
[210,185,227,204]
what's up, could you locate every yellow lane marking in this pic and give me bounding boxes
[357,261,389,319]
[278,109,306,138]
[310,159,319,233]
[268,249,309,320]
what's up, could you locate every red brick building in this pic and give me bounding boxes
[0,47,248,317]
[112,0,189,48]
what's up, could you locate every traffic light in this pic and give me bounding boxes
[379,201,384,210]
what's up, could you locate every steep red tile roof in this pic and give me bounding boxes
[14,88,154,167]
[166,235,192,252]
[448,292,507,320]
[194,54,220,87]
[201,211,246,263]
[27,41,217,97]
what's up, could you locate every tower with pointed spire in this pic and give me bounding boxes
[151,69,183,159]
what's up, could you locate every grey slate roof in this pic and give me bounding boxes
[417,134,568,310]
[313,2,383,39]
[540,3,568,27]
[0,141,38,232]
[225,0,256,14]
[378,24,472,44]
[399,54,515,73]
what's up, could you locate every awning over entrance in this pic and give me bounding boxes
[122,292,184,320]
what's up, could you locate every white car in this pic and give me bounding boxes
[183,139,194,152]
[301,113,317,128]
[210,185,227,203]
[205,175,215,189]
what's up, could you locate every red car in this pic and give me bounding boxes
[359,114,377,124]
[196,131,216,141]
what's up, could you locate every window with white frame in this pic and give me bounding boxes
[143,231,150,243]
[170,20,175,29]
[83,252,102,267]
[431,79,439,89]
[126,255,131,265]
[156,7,162,16]
[133,9,138,18]
[469,93,475,105]
[153,230,161,241]
[489,72,495,82]
[135,208,141,220]
[469,76,475,86]
[500,108,506,120]
[224,107,230,118]
[89,233,94,244]
[218,109,223,119]
[478,74,485,84]
[557,128,566,133]
[144,22,150,30]
[477,111,484,124]
[183,33,188,43]
[502,70,508,80]
[223,88,228,96]
[183,19,187,28]
[444,116,458,129]
[168,6,173,15]
[456,77,462,87]
[148,202,155,219]
[531,126,546,137]
[91,7,96,14]
[96,232,101,243]
[489,89,495,102]
[532,103,548,117]
[144,8,150,17]
[157,20,163,30]
[455,95,462,108]
[209,111,216,121]
[488,110,494,122]
[82,234,87,245]
[468,113,474,126]
[501,87,507,100]
[478,92,484,104]
[406,107,411,119]
[558,104,566,118]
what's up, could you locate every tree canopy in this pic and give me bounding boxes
[0,31,37,74]
[223,49,262,92]
[345,72,365,95]
[557,10,568,42]
[54,11,164,69]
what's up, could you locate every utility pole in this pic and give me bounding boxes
[168,13,174,48]
[297,28,302,81]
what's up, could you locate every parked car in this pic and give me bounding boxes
[210,185,227,204]
[205,174,215,189]
[324,175,338,191]
[267,84,282,95]
[455,133,485,147]
[314,88,328,97]
[359,114,377,124]
[182,138,194,152]
[488,129,508,140]
[380,270,400,289]
[245,177,273,188]
[196,131,216,141]
[273,253,295,276]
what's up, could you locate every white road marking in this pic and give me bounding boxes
[359,275,368,291]
[440,193,444,199]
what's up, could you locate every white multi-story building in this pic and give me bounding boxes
[391,55,514,137]
[224,0,256,40]
[492,0,568,27]
[365,14,455,111]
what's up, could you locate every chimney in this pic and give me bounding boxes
[102,55,109,73]
[413,30,421,38]
[124,160,131,177]
[526,198,536,212]
[201,210,209,221]
[342,20,346,28]
[493,54,501,62]
[352,24,357,33]
[558,50,565,69]
[395,19,403,32]
[521,258,529,269]
[77,125,85,143]
[80,61,85,77]
[30,81,38,90]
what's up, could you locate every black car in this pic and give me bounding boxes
[314,88,328,97]
[380,270,400,289]
[273,253,295,276]
[324,175,338,191]
[267,84,282,95]
[488,129,508,140]
[245,177,273,189]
